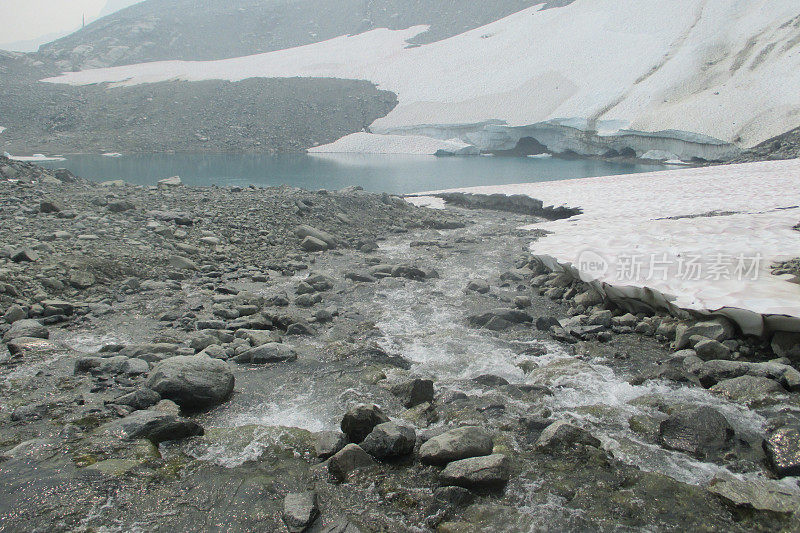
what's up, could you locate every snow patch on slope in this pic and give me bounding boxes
[413,159,800,334]
[42,0,800,152]
[309,132,478,155]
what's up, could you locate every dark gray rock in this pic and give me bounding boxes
[693,359,751,388]
[419,426,494,465]
[472,374,510,387]
[233,342,297,364]
[390,378,434,408]
[111,388,161,410]
[466,279,490,294]
[344,271,376,283]
[39,199,64,213]
[3,319,48,342]
[11,248,39,263]
[359,422,416,460]
[107,200,135,212]
[710,375,784,405]
[763,426,800,478]
[295,225,338,249]
[772,331,800,360]
[282,491,320,533]
[101,410,203,443]
[674,319,735,349]
[300,236,328,252]
[340,404,390,443]
[314,430,348,459]
[146,356,234,409]
[439,454,510,489]
[535,420,601,451]
[469,308,532,329]
[391,265,427,281]
[694,338,732,360]
[3,305,27,324]
[327,443,376,482]
[658,407,733,458]
[535,316,561,331]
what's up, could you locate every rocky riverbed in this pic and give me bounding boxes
[1,157,800,532]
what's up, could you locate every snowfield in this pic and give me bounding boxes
[409,159,800,335]
[43,0,800,155]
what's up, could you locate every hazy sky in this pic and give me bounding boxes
[1,0,145,50]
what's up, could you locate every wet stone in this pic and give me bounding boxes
[340,404,390,443]
[282,491,320,533]
[327,444,376,482]
[419,426,494,465]
[763,426,800,478]
[314,430,348,460]
[535,420,601,452]
[359,422,416,460]
[390,378,434,408]
[101,410,204,444]
[439,454,511,490]
[658,406,734,458]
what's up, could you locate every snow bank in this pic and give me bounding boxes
[412,159,800,335]
[6,153,66,162]
[308,132,478,155]
[43,0,800,151]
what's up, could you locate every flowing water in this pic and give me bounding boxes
[184,209,785,528]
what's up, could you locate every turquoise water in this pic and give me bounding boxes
[38,153,665,194]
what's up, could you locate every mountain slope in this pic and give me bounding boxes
[43,0,800,160]
[37,0,555,70]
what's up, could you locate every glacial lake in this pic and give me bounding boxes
[37,153,666,194]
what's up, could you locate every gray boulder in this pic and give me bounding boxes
[419,426,493,465]
[466,279,490,294]
[300,236,328,252]
[168,255,198,270]
[295,225,338,249]
[314,430,348,459]
[390,378,434,408]
[146,356,234,409]
[535,420,601,451]
[710,375,784,405]
[763,426,800,478]
[282,491,320,533]
[340,404,389,443]
[101,410,203,443]
[327,444,376,482]
[233,342,297,364]
[3,319,48,342]
[693,360,751,387]
[439,454,510,489]
[674,318,735,349]
[708,473,800,514]
[111,388,161,410]
[694,338,732,360]
[658,407,733,458]
[3,305,27,324]
[360,422,416,460]
[468,308,532,330]
[772,331,800,360]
